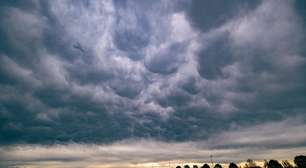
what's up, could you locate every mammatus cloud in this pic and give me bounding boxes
[0,0,306,167]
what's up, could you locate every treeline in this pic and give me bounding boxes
[175,155,306,168]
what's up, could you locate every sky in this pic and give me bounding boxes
[0,0,306,167]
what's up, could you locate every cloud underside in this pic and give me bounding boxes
[1,119,306,167]
[0,0,306,165]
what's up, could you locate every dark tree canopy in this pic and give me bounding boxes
[202,164,210,168]
[229,162,238,168]
[294,155,306,168]
[267,160,283,168]
[184,165,191,168]
[214,164,222,168]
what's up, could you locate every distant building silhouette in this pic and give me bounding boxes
[245,159,261,168]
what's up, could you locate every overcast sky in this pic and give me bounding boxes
[0,0,306,167]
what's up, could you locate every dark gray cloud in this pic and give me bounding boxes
[1,118,306,167]
[0,1,305,159]
[145,42,188,74]
[113,0,152,60]
[186,0,262,32]
[197,31,233,79]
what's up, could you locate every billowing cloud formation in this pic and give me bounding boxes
[0,0,306,165]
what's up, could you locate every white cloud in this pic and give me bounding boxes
[229,1,301,51]
[207,118,306,148]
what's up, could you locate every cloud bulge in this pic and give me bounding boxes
[0,0,306,167]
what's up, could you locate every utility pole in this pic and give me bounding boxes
[210,155,214,167]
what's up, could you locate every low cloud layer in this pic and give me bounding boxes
[0,0,306,167]
[1,119,306,167]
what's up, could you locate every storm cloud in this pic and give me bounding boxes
[0,0,306,167]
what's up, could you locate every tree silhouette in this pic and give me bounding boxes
[184,165,191,168]
[267,160,283,168]
[214,164,222,168]
[229,162,239,168]
[294,155,306,168]
[201,163,210,168]
[176,166,182,168]
[193,165,199,168]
